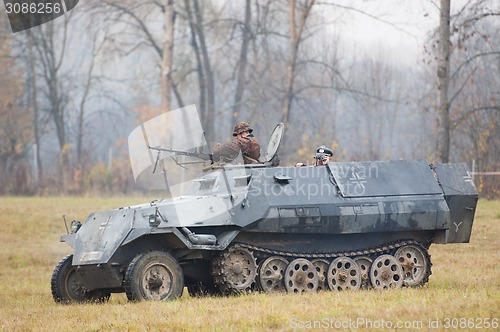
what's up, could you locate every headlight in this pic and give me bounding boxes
[70,220,82,233]
[149,213,161,227]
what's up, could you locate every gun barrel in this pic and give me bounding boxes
[149,146,212,161]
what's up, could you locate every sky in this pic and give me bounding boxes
[325,0,440,65]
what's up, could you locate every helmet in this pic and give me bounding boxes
[316,145,333,156]
[233,122,253,136]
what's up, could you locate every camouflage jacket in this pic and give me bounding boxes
[212,136,261,164]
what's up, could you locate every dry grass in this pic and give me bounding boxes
[0,197,498,331]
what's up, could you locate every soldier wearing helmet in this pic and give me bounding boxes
[212,122,261,164]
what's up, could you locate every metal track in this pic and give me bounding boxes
[234,239,421,260]
[212,240,432,294]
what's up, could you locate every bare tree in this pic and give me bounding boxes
[28,17,74,191]
[27,30,43,188]
[180,0,216,138]
[0,16,33,194]
[98,0,178,115]
[232,0,252,122]
[161,0,175,113]
[282,0,315,126]
[437,0,451,163]
[191,0,215,139]
[18,8,110,193]
[435,0,499,163]
[75,30,104,166]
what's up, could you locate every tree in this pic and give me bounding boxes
[282,0,316,126]
[437,0,451,163]
[182,0,216,139]
[17,7,110,193]
[29,17,72,179]
[435,0,499,163]
[161,0,175,113]
[0,15,33,194]
[449,1,500,197]
[232,0,252,122]
[26,29,43,188]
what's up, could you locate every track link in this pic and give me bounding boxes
[211,240,432,293]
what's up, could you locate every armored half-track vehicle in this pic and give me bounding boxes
[52,115,478,302]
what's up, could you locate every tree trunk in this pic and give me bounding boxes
[184,0,206,125]
[27,30,43,189]
[282,0,314,126]
[193,0,215,141]
[282,0,297,126]
[232,0,252,122]
[161,0,175,113]
[437,0,451,163]
[77,40,97,166]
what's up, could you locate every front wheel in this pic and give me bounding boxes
[51,254,110,304]
[124,251,184,301]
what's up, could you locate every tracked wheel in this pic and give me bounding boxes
[311,259,330,291]
[284,259,318,293]
[211,246,257,294]
[125,251,184,301]
[370,255,403,289]
[51,254,110,304]
[327,257,361,291]
[257,256,288,292]
[394,243,431,287]
[354,256,373,290]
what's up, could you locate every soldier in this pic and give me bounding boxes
[296,145,334,167]
[315,145,333,166]
[212,122,261,164]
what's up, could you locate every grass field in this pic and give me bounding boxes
[0,197,498,331]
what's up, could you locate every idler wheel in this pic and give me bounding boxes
[284,258,318,293]
[311,259,330,291]
[257,256,289,292]
[354,256,373,290]
[369,254,403,290]
[394,243,431,287]
[327,257,361,291]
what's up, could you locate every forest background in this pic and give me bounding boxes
[0,0,498,198]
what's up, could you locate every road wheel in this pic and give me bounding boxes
[327,257,361,291]
[394,243,431,287]
[284,258,318,293]
[369,254,403,289]
[354,256,373,290]
[125,251,184,301]
[51,254,110,304]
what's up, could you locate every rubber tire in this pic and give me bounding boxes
[51,254,111,304]
[125,251,184,301]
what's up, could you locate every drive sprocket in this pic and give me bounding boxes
[211,245,257,294]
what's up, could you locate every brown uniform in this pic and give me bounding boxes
[213,136,261,164]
